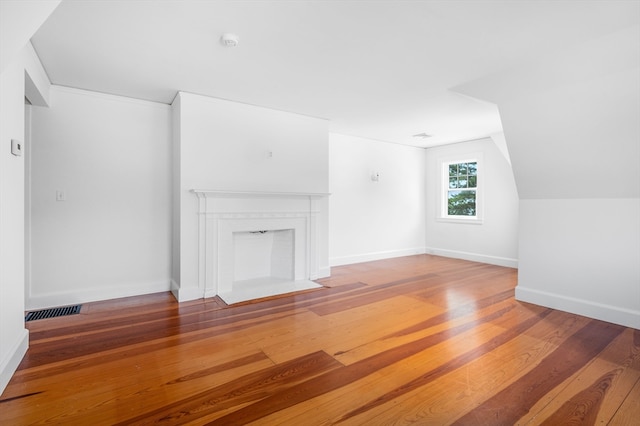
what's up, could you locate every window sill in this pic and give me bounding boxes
[437,216,484,225]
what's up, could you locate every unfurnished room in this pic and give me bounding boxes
[0,0,638,424]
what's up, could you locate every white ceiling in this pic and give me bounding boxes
[30,0,639,147]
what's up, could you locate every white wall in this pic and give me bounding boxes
[508,33,639,329]
[1,41,54,396]
[28,86,172,309]
[173,92,330,300]
[0,51,28,397]
[517,199,640,328]
[329,133,426,265]
[424,137,519,267]
[171,93,181,291]
[454,24,640,328]
[178,93,329,193]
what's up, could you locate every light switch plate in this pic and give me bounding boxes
[11,139,23,156]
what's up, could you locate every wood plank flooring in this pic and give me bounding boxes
[1,254,638,425]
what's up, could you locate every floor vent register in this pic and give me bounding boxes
[25,305,82,322]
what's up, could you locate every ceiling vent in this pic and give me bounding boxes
[412,132,432,139]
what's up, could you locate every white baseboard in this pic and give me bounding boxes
[203,288,217,299]
[426,247,518,268]
[171,279,204,302]
[26,280,171,311]
[516,286,640,329]
[317,266,331,279]
[330,247,426,267]
[0,328,28,396]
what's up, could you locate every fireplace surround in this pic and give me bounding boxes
[192,190,329,304]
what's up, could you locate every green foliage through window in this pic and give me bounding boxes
[447,161,477,216]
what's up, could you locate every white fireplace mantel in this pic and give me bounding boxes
[191,189,329,302]
[191,189,330,199]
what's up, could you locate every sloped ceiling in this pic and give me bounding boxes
[30,1,639,148]
[0,0,60,73]
[455,24,640,199]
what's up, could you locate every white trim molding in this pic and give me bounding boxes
[318,266,331,279]
[425,247,518,268]
[437,152,484,224]
[52,85,171,109]
[516,286,640,330]
[191,190,329,299]
[26,280,171,311]
[330,247,427,267]
[171,279,202,303]
[0,329,29,395]
[191,189,330,199]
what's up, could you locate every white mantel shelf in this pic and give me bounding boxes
[191,189,330,199]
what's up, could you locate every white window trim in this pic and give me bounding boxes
[437,153,484,225]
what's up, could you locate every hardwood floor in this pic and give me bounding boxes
[1,255,638,425]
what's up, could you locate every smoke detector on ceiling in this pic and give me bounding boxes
[220,33,239,47]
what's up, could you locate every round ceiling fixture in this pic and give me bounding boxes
[220,33,239,47]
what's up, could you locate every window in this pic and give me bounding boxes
[439,155,483,223]
[447,161,477,216]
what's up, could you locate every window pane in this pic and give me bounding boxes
[467,162,477,176]
[458,178,468,188]
[449,177,458,189]
[448,190,476,216]
[457,163,468,176]
[449,164,457,177]
[468,175,477,188]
